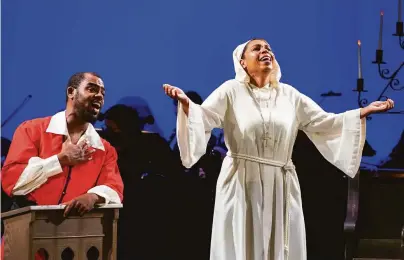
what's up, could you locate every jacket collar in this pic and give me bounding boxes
[46,111,104,151]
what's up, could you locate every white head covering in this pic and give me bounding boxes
[232,40,282,87]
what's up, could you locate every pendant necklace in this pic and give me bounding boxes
[246,83,272,147]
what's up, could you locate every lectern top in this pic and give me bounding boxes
[1,203,123,219]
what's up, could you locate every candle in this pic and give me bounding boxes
[358,40,362,79]
[378,11,384,50]
[399,0,402,22]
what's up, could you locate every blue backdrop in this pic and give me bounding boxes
[2,0,403,161]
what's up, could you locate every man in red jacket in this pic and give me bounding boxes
[1,72,124,259]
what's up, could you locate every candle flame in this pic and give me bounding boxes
[381,10,384,16]
[358,40,361,46]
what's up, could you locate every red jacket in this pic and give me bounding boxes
[1,116,124,205]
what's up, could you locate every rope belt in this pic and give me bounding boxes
[227,152,295,259]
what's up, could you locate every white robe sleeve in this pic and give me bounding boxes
[296,92,366,178]
[177,86,228,168]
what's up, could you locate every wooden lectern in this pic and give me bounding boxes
[1,204,121,260]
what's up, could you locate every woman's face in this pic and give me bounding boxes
[240,39,274,75]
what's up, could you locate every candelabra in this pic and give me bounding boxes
[354,1,404,116]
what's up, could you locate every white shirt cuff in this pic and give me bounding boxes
[12,155,63,195]
[87,185,121,205]
[43,155,63,177]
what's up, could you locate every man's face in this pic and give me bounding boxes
[72,74,105,123]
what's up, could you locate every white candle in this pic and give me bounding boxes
[358,40,362,79]
[378,11,384,50]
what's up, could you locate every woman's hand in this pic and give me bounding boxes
[360,98,394,118]
[163,84,190,115]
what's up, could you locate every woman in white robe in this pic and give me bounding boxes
[163,39,394,260]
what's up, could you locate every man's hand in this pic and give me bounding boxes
[57,139,95,166]
[62,193,104,217]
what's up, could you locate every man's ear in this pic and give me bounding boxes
[67,86,76,100]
